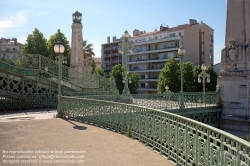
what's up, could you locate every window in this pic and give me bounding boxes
[210,55,213,62]
[141,83,145,88]
[210,35,213,43]
[210,45,213,52]
[179,32,181,36]
[170,33,176,37]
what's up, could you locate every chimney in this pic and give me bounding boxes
[160,25,163,31]
[144,30,146,33]
[154,29,157,32]
[189,19,197,25]
[140,31,143,35]
[133,29,140,37]
[107,36,110,43]
[12,38,17,45]
[113,36,116,42]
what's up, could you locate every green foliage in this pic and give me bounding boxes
[21,28,47,56]
[93,67,105,76]
[158,57,180,93]
[91,59,96,74]
[126,125,131,137]
[83,40,95,59]
[193,65,217,92]
[47,29,70,65]
[128,72,140,94]
[193,65,203,92]
[205,67,217,91]
[158,57,218,93]
[183,62,195,92]
[110,64,125,94]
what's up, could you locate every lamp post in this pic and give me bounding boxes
[178,46,186,110]
[118,30,134,95]
[198,63,210,103]
[54,40,66,116]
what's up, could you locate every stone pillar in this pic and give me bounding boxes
[218,0,250,136]
[71,23,84,72]
[70,11,91,75]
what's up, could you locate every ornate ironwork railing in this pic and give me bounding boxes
[60,96,250,166]
[0,93,57,111]
[62,92,219,110]
[0,54,118,94]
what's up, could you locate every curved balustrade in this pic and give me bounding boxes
[62,92,219,109]
[0,54,118,94]
[61,96,250,166]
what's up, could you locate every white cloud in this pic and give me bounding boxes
[17,36,27,44]
[0,10,28,29]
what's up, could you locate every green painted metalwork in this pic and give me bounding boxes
[63,92,219,109]
[0,54,118,93]
[0,54,118,111]
[61,92,221,126]
[118,30,134,95]
[60,96,250,166]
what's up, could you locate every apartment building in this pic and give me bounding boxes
[101,19,214,93]
[0,38,23,60]
[101,36,122,78]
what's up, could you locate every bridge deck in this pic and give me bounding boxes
[0,111,173,166]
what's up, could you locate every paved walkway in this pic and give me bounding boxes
[0,111,174,166]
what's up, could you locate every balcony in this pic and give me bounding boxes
[129,66,164,72]
[137,87,158,91]
[129,46,179,56]
[131,36,181,46]
[139,78,159,82]
[103,67,112,71]
[128,56,180,64]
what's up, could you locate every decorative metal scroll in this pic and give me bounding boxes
[61,96,250,166]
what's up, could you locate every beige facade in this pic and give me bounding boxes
[217,0,250,136]
[101,37,122,78]
[101,19,214,93]
[94,57,101,68]
[0,38,23,60]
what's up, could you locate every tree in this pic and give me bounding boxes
[129,72,140,94]
[158,57,180,93]
[204,66,217,91]
[158,57,195,93]
[183,62,195,92]
[83,40,95,59]
[47,29,70,65]
[21,28,47,56]
[91,59,96,74]
[193,65,217,92]
[93,67,105,76]
[110,64,125,94]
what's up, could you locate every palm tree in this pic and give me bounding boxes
[83,40,95,59]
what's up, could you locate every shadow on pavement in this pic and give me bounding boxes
[64,119,87,130]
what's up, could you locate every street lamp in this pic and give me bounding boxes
[178,46,186,110]
[54,40,66,117]
[118,30,134,95]
[198,63,210,103]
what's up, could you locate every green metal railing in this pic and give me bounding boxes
[0,54,118,94]
[62,92,219,110]
[61,96,250,166]
[0,93,57,111]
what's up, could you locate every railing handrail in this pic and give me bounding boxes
[61,95,250,165]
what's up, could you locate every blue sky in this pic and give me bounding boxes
[0,0,227,64]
